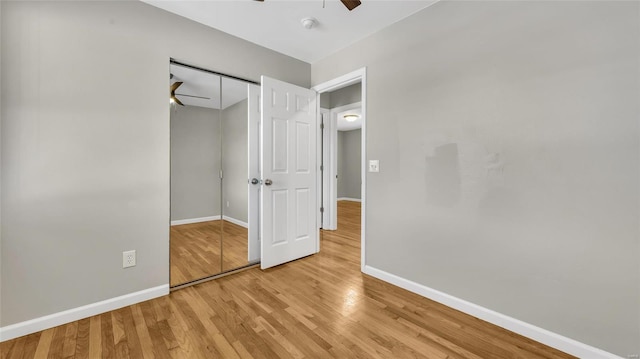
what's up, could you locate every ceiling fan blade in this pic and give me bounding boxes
[341,0,361,11]
[176,93,211,100]
[170,81,185,106]
[172,95,185,106]
[170,81,183,92]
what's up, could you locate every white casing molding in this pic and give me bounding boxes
[362,265,623,359]
[318,108,331,231]
[312,67,367,272]
[0,285,169,342]
[170,215,220,226]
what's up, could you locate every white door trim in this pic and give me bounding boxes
[312,67,367,272]
[319,108,331,231]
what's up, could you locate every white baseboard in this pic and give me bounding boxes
[362,265,622,359]
[0,284,169,342]
[222,216,248,228]
[171,215,220,226]
[338,197,361,202]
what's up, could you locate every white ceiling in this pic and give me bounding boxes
[143,0,438,63]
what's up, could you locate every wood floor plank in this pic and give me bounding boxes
[164,300,199,359]
[88,315,102,359]
[130,304,155,359]
[100,312,116,359]
[230,340,255,359]
[138,301,171,359]
[60,321,78,359]
[110,309,130,359]
[31,329,53,359]
[171,220,252,286]
[119,307,143,359]
[170,290,225,358]
[46,326,66,358]
[1,335,21,359]
[73,318,90,359]
[1,201,576,359]
[156,317,180,352]
[20,333,42,359]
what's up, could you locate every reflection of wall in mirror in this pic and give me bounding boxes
[337,129,362,200]
[222,98,249,226]
[170,105,221,221]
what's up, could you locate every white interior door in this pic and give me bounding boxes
[260,76,318,269]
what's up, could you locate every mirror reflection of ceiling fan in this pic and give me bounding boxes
[253,0,361,11]
[170,77,211,106]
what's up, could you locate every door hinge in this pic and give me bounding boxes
[320,207,324,213]
[320,123,325,130]
[320,165,324,171]
[220,170,223,179]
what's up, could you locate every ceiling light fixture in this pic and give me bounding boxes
[343,114,360,122]
[301,17,318,30]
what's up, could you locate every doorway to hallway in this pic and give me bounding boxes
[313,68,367,271]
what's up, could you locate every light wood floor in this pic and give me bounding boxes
[1,201,574,358]
[170,220,251,287]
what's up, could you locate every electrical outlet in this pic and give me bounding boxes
[123,250,136,268]
[368,160,380,172]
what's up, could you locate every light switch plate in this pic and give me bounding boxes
[369,160,380,172]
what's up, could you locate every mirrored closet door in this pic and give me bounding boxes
[169,61,259,287]
[220,76,259,272]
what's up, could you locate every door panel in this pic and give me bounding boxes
[296,188,310,239]
[272,118,289,173]
[296,122,311,173]
[261,76,318,269]
[272,190,289,245]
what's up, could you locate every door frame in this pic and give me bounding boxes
[318,108,330,231]
[311,67,367,272]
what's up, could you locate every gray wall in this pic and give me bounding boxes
[320,92,330,109]
[330,83,361,109]
[312,1,639,356]
[0,0,308,327]
[170,105,221,221]
[222,98,249,224]
[337,129,361,200]
[319,83,361,109]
